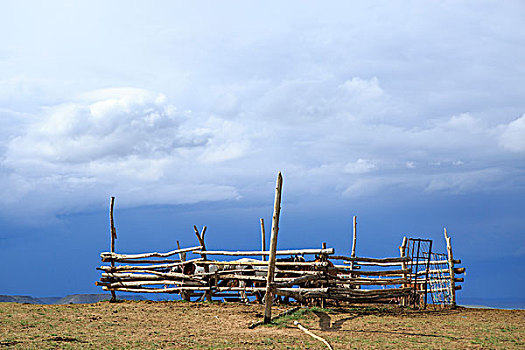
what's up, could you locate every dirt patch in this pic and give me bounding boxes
[0,301,523,349]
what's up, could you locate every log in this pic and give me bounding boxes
[454,277,464,283]
[101,272,205,281]
[194,225,212,302]
[294,321,334,350]
[260,218,266,261]
[399,236,408,307]
[334,268,411,276]
[411,269,451,276]
[97,257,204,271]
[107,259,183,264]
[350,215,357,271]
[197,260,329,267]
[330,256,410,263]
[264,172,283,324]
[99,279,207,288]
[192,248,334,256]
[332,278,410,286]
[453,267,466,274]
[444,228,456,307]
[176,240,186,262]
[102,286,210,293]
[273,274,324,288]
[343,261,404,267]
[109,196,117,302]
[101,245,202,261]
[428,260,449,265]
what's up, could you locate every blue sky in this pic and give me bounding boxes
[1,1,524,304]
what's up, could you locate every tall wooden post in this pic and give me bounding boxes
[194,225,211,302]
[399,236,408,306]
[321,242,327,308]
[109,197,117,302]
[444,228,456,307]
[260,218,266,261]
[264,172,283,324]
[350,215,357,271]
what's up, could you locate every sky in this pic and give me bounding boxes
[0,1,524,305]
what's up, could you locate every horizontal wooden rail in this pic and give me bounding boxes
[192,248,334,256]
[331,256,410,263]
[334,267,410,276]
[97,258,204,272]
[101,245,202,261]
[197,260,330,267]
[344,261,403,267]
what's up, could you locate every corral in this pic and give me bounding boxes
[96,173,466,326]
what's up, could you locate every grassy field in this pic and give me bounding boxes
[1,300,523,349]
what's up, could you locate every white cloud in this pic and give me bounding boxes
[499,114,525,152]
[1,2,524,220]
[1,81,524,220]
[344,159,377,174]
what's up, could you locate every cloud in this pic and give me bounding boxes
[1,2,524,221]
[0,88,244,217]
[344,159,377,175]
[1,80,524,221]
[499,114,525,152]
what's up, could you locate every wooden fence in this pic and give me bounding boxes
[96,172,465,322]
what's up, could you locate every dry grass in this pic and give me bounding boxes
[1,301,523,349]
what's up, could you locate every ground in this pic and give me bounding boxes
[0,301,523,349]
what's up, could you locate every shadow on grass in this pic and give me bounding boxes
[311,306,461,340]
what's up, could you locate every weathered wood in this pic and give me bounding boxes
[399,236,408,306]
[264,172,283,324]
[97,257,204,271]
[333,268,411,276]
[192,248,334,256]
[109,196,117,302]
[102,286,211,293]
[108,258,184,264]
[350,215,357,271]
[453,267,466,274]
[260,218,266,261]
[444,228,456,307]
[272,274,324,288]
[409,268,452,276]
[193,225,212,302]
[100,272,205,281]
[330,256,410,263]
[101,245,202,261]
[344,261,404,267]
[99,279,207,288]
[294,321,334,350]
[197,260,329,267]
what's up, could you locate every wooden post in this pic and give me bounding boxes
[193,225,211,302]
[321,242,327,308]
[176,240,186,262]
[399,236,408,306]
[350,215,357,271]
[264,172,283,324]
[444,228,456,307]
[109,196,117,302]
[260,218,266,261]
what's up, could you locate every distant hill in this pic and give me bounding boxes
[0,294,147,305]
[37,297,62,304]
[0,295,41,304]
